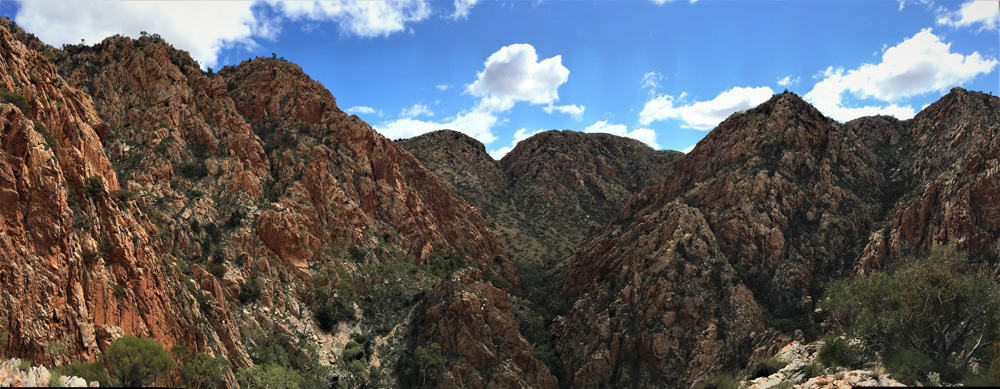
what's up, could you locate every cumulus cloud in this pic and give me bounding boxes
[263,0,431,38]
[11,0,266,68]
[777,75,800,87]
[584,120,659,149]
[436,84,450,91]
[450,0,480,20]
[11,0,436,68]
[681,144,696,153]
[466,43,570,108]
[639,86,774,130]
[378,105,501,144]
[543,103,586,120]
[384,43,573,147]
[346,106,379,115]
[400,103,434,118]
[804,28,997,122]
[937,0,999,31]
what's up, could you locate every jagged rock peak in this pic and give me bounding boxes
[219,57,340,125]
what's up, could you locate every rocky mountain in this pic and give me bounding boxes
[2,15,999,389]
[0,17,551,388]
[400,129,681,264]
[553,89,1000,387]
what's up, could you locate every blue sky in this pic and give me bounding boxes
[2,0,998,158]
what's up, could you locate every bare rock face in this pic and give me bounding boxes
[415,268,558,389]
[555,90,1000,388]
[0,19,192,366]
[401,129,681,264]
[854,88,1000,272]
[556,201,785,388]
[0,16,523,382]
[557,95,888,388]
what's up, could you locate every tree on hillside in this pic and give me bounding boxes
[822,246,1000,383]
[100,336,174,387]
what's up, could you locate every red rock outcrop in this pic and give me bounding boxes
[415,268,558,389]
[0,18,194,365]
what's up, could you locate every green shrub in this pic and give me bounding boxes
[803,361,826,378]
[702,372,741,389]
[422,250,466,279]
[315,296,355,332]
[83,176,104,198]
[33,119,57,151]
[816,336,859,368]
[179,352,230,389]
[110,189,136,203]
[414,342,446,387]
[348,245,367,262]
[17,359,31,372]
[49,371,63,387]
[239,279,261,305]
[177,161,207,180]
[225,210,244,229]
[0,89,30,113]
[53,361,109,385]
[207,263,226,279]
[341,341,365,362]
[821,246,1000,378]
[236,363,302,389]
[99,335,174,387]
[745,356,787,379]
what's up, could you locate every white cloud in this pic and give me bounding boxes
[12,0,435,69]
[777,75,800,87]
[543,103,586,120]
[584,120,659,149]
[514,127,544,142]
[436,84,450,91]
[488,146,513,160]
[486,128,544,160]
[400,103,434,118]
[639,86,774,130]
[450,0,480,20]
[346,106,377,115]
[466,43,570,108]
[264,0,431,38]
[680,144,696,153]
[804,28,997,122]
[385,43,574,148]
[11,0,267,68]
[378,105,500,144]
[937,0,999,31]
[641,71,663,95]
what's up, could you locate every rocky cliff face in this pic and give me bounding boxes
[554,90,1000,388]
[0,18,194,366]
[3,15,1000,389]
[0,17,549,387]
[414,268,558,389]
[853,88,1000,274]
[401,129,681,264]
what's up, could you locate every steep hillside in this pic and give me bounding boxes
[401,129,681,264]
[0,17,552,388]
[554,89,1000,387]
[853,88,1000,273]
[0,17,195,367]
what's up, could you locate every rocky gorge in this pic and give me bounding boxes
[0,16,998,389]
